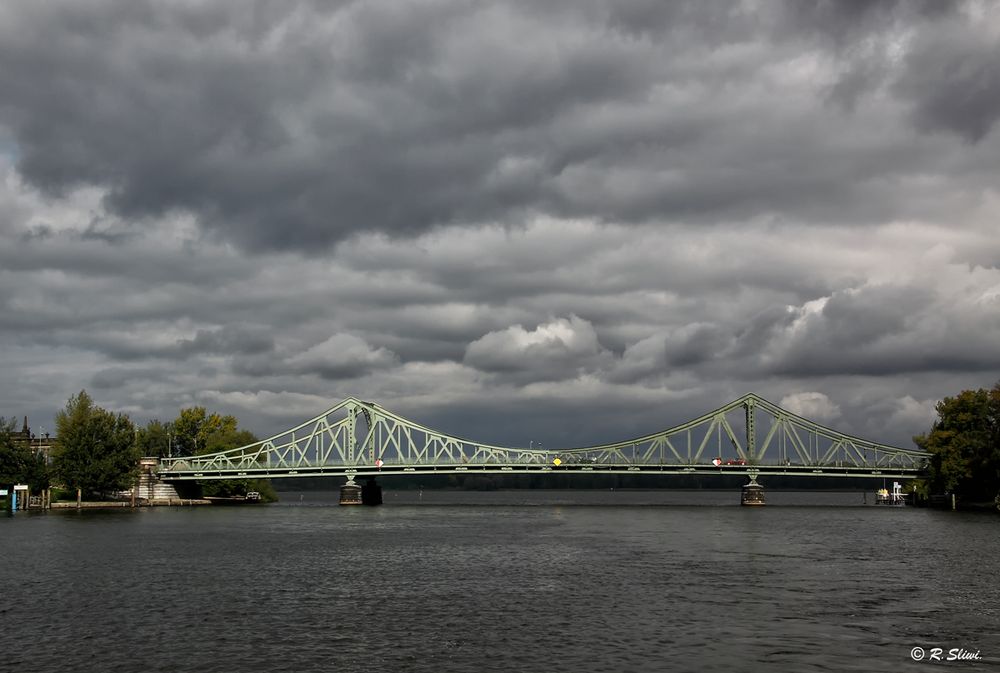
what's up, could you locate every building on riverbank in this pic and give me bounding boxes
[10,416,56,462]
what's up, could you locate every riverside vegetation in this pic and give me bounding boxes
[1,390,276,506]
[913,381,1000,508]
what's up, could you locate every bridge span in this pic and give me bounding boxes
[156,393,929,505]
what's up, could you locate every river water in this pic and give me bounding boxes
[2,490,998,673]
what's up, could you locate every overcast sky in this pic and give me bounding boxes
[2,0,999,450]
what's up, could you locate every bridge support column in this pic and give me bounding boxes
[741,470,765,506]
[362,477,383,506]
[339,477,363,506]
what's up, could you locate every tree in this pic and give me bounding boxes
[52,391,140,498]
[197,425,276,500]
[170,407,239,456]
[0,417,49,495]
[136,419,173,457]
[914,382,1000,502]
[200,427,257,455]
[170,405,276,501]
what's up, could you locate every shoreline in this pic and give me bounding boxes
[48,499,212,509]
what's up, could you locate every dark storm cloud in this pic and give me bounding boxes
[176,326,275,357]
[91,365,173,390]
[1,0,654,250]
[770,284,1000,378]
[778,0,954,43]
[0,0,994,255]
[19,324,274,363]
[896,27,1000,143]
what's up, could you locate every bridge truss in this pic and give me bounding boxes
[157,393,929,481]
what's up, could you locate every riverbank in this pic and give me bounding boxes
[48,499,212,509]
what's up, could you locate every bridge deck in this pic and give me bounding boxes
[162,463,923,481]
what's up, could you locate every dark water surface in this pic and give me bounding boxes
[2,490,998,673]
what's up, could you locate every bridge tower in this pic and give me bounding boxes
[741,397,765,506]
[338,402,382,505]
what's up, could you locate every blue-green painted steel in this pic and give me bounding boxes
[157,393,929,481]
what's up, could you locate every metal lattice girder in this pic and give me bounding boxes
[157,393,930,480]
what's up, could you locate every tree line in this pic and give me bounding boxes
[1,390,275,502]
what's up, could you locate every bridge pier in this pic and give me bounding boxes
[361,477,383,506]
[741,470,765,506]
[339,477,363,505]
[339,476,383,505]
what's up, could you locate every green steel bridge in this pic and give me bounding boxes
[157,393,929,485]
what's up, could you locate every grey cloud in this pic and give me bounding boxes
[0,0,991,255]
[1,1,657,251]
[464,316,613,383]
[770,284,1000,377]
[176,326,274,357]
[231,333,399,381]
[778,0,953,44]
[663,324,731,368]
[91,366,175,390]
[285,334,398,380]
[895,26,1000,143]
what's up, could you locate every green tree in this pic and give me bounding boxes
[170,406,206,456]
[1,418,49,496]
[171,407,240,456]
[200,427,257,455]
[197,425,276,501]
[914,382,1000,502]
[136,419,173,457]
[52,391,140,498]
[171,405,276,501]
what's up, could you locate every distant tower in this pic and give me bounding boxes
[22,416,29,435]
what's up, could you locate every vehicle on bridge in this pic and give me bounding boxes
[711,457,747,466]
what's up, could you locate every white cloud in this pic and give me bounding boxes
[464,315,612,380]
[779,392,842,423]
[285,334,398,379]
